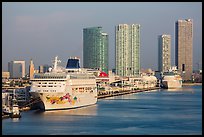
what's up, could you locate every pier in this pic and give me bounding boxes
[97,87,160,99]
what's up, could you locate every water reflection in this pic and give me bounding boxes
[166,87,196,93]
[33,104,98,116]
[12,118,20,122]
[166,88,182,92]
[103,93,140,100]
[2,85,202,135]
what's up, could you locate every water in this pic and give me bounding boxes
[2,85,202,135]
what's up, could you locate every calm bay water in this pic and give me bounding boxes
[2,85,202,135]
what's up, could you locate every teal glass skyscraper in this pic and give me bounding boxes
[83,27,109,73]
[115,24,140,77]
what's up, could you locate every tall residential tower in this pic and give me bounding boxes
[115,24,140,77]
[175,19,193,80]
[158,34,171,72]
[83,27,109,73]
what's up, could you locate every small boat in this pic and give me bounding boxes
[10,89,21,118]
[10,104,21,118]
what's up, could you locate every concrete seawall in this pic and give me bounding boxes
[182,83,202,86]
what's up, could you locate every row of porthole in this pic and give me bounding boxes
[72,87,93,91]
[73,89,94,93]
[38,85,61,87]
[37,90,57,92]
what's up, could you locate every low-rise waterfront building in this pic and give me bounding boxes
[2,71,10,79]
[192,70,202,83]
[2,86,31,106]
[2,92,12,108]
[127,75,157,89]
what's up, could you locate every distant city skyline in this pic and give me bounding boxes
[2,2,202,73]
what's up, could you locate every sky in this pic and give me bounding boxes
[2,2,202,73]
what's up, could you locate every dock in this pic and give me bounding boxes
[2,114,10,119]
[19,106,31,111]
[97,87,160,99]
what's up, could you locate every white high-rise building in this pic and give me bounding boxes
[158,34,171,72]
[115,24,140,77]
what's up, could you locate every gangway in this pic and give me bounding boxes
[19,97,41,108]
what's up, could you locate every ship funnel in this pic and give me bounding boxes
[66,57,80,69]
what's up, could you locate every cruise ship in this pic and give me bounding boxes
[161,67,183,89]
[30,56,97,111]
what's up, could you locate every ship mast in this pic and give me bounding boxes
[52,56,61,72]
[13,89,17,104]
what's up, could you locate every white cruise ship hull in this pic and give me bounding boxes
[162,80,182,89]
[30,91,97,111]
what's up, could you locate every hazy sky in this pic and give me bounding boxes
[2,2,202,73]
